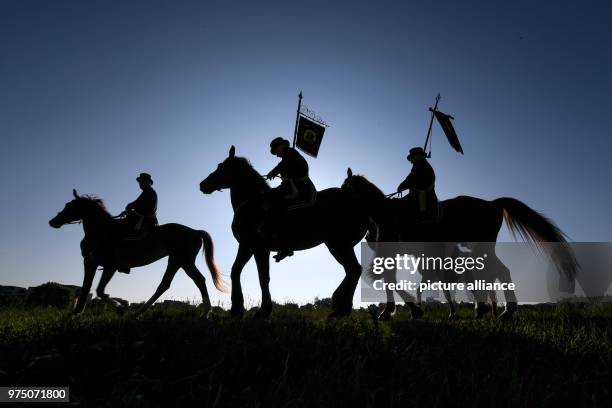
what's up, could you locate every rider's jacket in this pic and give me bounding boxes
[126,187,158,230]
[267,147,315,205]
[268,147,309,180]
[397,159,437,213]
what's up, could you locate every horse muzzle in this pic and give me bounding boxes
[200,181,214,194]
[49,216,63,228]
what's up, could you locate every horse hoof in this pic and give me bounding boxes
[328,308,350,319]
[475,304,490,319]
[254,307,272,320]
[131,309,145,318]
[378,312,393,321]
[230,308,245,319]
[411,307,424,320]
[497,311,514,321]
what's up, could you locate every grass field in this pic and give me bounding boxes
[1,302,611,407]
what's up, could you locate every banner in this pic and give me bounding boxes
[295,115,326,157]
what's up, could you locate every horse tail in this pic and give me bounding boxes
[199,230,228,292]
[493,197,578,279]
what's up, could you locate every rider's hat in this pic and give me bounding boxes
[136,173,153,184]
[407,147,427,161]
[270,137,290,154]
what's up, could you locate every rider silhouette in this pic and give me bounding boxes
[121,173,158,232]
[396,147,438,222]
[112,173,158,273]
[264,137,315,262]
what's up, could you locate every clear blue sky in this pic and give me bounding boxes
[1,0,610,306]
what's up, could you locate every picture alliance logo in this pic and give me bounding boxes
[371,253,488,275]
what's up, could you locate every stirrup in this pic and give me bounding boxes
[273,250,294,263]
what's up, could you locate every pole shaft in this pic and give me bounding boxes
[423,93,441,153]
[292,91,303,147]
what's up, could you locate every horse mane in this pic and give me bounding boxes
[351,175,386,201]
[234,156,270,190]
[77,195,113,218]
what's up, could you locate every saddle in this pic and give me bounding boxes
[284,178,317,211]
[414,201,442,224]
[262,177,317,214]
[111,219,157,273]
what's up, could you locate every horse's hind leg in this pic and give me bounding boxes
[135,259,180,316]
[442,289,456,320]
[326,243,361,318]
[489,290,499,318]
[492,254,517,320]
[183,263,212,319]
[96,267,127,314]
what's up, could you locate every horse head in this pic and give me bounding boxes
[200,145,262,194]
[341,168,387,203]
[49,190,109,228]
[49,189,85,228]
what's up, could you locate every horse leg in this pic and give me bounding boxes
[469,245,491,319]
[326,243,361,318]
[74,259,96,314]
[254,249,272,319]
[134,259,180,316]
[416,276,423,305]
[230,244,253,318]
[443,289,456,320]
[183,263,212,319]
[493,255,517,320]
[489,290,499,318]
[378,268,397,321]
[95,267,127,314]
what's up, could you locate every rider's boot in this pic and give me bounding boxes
[273,249,294,262]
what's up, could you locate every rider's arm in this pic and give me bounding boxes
[397,174,413,193]
[266,163,282,179]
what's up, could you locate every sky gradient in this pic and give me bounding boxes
[1,0,611,306]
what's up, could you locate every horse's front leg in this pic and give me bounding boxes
[442,289,456,320]
[74,259,96,314]
[378,268,397,321]
[230,244,253,317]
[96,267,126,314]
[254,249,272,319]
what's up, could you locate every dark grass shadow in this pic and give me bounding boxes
[0,306,610,407]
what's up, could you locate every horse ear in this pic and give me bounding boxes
[347,168,353,177]
[73,189,79,198]
[229,145,235,158]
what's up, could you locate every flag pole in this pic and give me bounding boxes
[292,91,303,147]
[423,93,441,157]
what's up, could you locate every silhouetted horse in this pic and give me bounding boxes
[199,146,369,318]
[342,169,578,320]
[49,190,225,317]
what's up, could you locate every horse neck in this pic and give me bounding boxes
[230,182,266,211]
[229,169,269,211]
[356,181,389,218]
[82,205,113,236]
